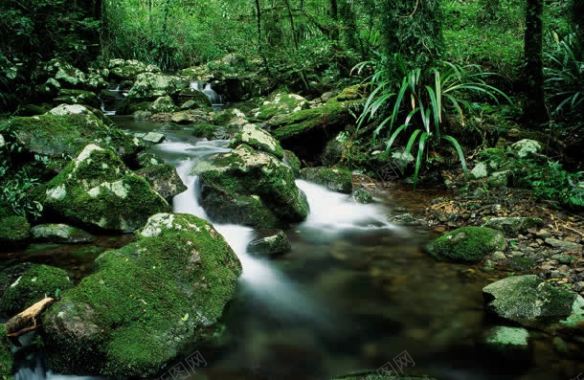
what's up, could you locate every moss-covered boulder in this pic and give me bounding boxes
[426,227,506,263]
[230,124,284,159]
[42,213,242,378]
[0,325,13,380]
[177,88,212,110]
[283,149,301,177]
[30,224,95,244]
[300,167,353,194]
[483,275,584,326]
[149,96,176,114]
[127,73,186,100]
[0,111,142,161]
[193,144,309,228]
[247,230,291,257]
[482,216,544,237]
[108,59,161,82]
[0,263,72,317]
[136,163,187,202]
[42,144,169,232]
[54,89,100,108]
[0,214,30,248]
[253,92,309,121]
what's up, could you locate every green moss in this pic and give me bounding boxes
[230,124,284,159]
[54,89,100,108]
[0,215,30,244]
[283,150,301,177]
[300,167,353,194]
[485,326,529,350]
[192,123,219,139]
[426,227,507,263]
[43,213,241,378]
[0,264,72,317]
[0,325,13,380]
[254,92,308,121]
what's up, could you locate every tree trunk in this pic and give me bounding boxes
[330,0,339,41]
[524,0,549,125]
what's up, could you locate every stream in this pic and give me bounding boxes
[10,117,584,380]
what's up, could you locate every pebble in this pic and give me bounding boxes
[492,251,506,261]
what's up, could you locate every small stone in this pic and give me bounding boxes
[492,251,507,261]
[471,162,488,178]
[142,132,165,144]
[545,238,582,252]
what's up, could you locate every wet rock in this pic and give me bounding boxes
[300,167,353,194]
[247,230,291,257]
[42,144,169,232]
[141,132,165,144]
[193,144,309,228]
[136,163,187,202]
[171,110,209,125]
[30,224,95,244]
[0,263,72,317]
[545,238,582,252]
[353,188,374,204]
[484,326,530,352]
[426,227,506,263]
[42,213,242,378]
[149,95,176,113]
[483,275,583,326]
[283,150,301,177]
[230,124,284,159]
[482,216,544,237]
[511,139,542,158]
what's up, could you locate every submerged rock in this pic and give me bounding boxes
[482,216,543,237]
[484,326,530,353]
[136,163,187,202]
[42,213,242,378]
[426,227,506,263]
[194,144,309,228]
[300,167,353,194]
[0,263,72,317]
[247,230,291,257]
[42,144,169,232]
[30,224,95,244]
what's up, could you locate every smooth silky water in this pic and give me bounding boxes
[9,118,584,380]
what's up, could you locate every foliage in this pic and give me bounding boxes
[522,160,584,209]
[356,57,510,184]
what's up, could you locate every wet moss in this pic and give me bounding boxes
[300,167,353,194]
[426,227,507,263]
[0,215,30,245]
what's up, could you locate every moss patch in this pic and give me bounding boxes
[426,227,506,263]
[300,167,353,194]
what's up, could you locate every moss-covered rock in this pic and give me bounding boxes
[136,164,187,202]
[30,224,95,244]
[300,167,353,194]
[193,144,309,228]
[177,88,212,110]
[253,92,309,121]
[192,123,220,138]
[0,325,13,380]
[42,213,242,378]
[0,111,142,161]
[42,144,169,232]
[483,275,583,326]
[149,96,176,114]
[0,214,30,248]
[170,110,209,125]
[482,216,544,237]
[108,59,161,82]
[230,124,284,159]
[0,263,72,317]
[426,227,506,263]
[484,326,530,353]
[283,149,301,177]
[353,188,374,204]
[127,73,186,100]
[247,230,291,257]
[54,89,100,108]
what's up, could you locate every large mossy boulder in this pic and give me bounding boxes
[426,227,506,263]
[0,325,13,380]
[0,110,142,161]
[107,59,161,82]
[230,124,284,159]
[42,144,169,232]
[253,92,309,121]
[136,163,187,202]
[42,213,242,378]
[193,144,309,228]
[30,224,95,244]
[127,73,186,100]
[300,167,353,194]
[0,263,72,317]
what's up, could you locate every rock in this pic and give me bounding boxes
[230,124,284,159]
[0,325,13,379]
[149,96,176,114]
[30,224,95,244]
[253,92,309,121]
[127,73,186,100]
[484,326,530,352]
[42,213,241,378]
[483,217,544,237]
[170,110,209,125]
[136,164,187,202]
[471,162,488,179]
[107,59,160,81]
[353,188,374,204]
[283,149,301,177]
[426,227,507,263]
[42,144,169,232]
[483,275,583,326]
[0,111,142,161]
[0,213,30,248]
[142,132,165,144]
[511,139,542,158]
[193,144,309,228]
[247,230,291,257]
[42,59,87,89]
[212,108,248,128]
[48,103,93,117]
[545,238,582,252]
[177,88,212,109]
[0,263,72,317]
[492,251,507,261]
[54,89,100,108]
[300,167,353,194]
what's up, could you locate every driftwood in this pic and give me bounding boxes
[5,297,54,342]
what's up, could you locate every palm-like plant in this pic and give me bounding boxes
[355,58,511,183]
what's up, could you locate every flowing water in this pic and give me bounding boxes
[9,118,584,380]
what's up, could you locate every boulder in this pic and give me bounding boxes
[30,224,95,244]
[482,217,544,237]
[230,124,284,159]
[42,213,241,378]
[0,263,72,317]
[426,227,506,263]
[42,59,87,89]
[42,144,169,232]
[483,275,584,326]
[127,73,186,100]
[283,149,301,177]
[253,92,309,121]
[300,167,353,194]
[54,89,100,108]
[247,230,291,257]
[177,88,212,109]
[136,164,187,202]
[149,96,176,114]
[193,144,309,228]
[107,59,160,82]
[171,110,209,125]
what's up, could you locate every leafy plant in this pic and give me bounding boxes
[355,58,510,184]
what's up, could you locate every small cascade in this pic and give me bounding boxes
[189,81,224,110]
[99,85,124,116]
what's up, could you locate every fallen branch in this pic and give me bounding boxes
[6,297,54,340]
